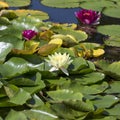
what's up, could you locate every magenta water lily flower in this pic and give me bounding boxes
[75,9,101,25]
[22,29,37,40]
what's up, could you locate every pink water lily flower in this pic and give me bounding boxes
[22,29,37,40]
[75,9,101,25]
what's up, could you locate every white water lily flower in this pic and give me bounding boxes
[45,52,73,76]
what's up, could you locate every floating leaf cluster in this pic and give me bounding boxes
[0,1,120,120]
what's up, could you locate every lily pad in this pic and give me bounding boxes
[103,7,120,18]
[0,0,30,7]
[0,57,44,78]
[5,110,27,120]
[93,95,119,109]
[23,109,58,120]
[104,36,120,47]
[105,61,120,80]
[0,42,13,63]
[41,0,80,8]
[13,9,49,21]
[79,0,116,11]
[105,103,120,117]
[0,1,9,9]
[97,25,120,36]
[47,89,83,101]
[51,26,88,42]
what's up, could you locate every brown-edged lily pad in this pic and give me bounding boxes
[13,9,49,21]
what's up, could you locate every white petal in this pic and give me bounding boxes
[60,67,69,76]
[49,67,58,72]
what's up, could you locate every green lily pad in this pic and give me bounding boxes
[97,25,120,36]
[105,103,120,116]
[0,35,24,49]
[47,89,83,102]
[4,84,31,105]
[75,72,105,85]
[0,17,11,25]
[0,57,44,78]
[93,95,119,109]
[0,0,30,7]
[14,9,49,20]
[96,60,120,80]
[80,0,116,11]
[105,61,120,80]
[51,26,88,42]
[0,42,13,63]
[5,110,27,120]
[103,7,120,18]
[105,81,120,94]
[0,10,18,20]
[69,81,108,94]
[23,109,58,120]
[41,0,80,8]
[104,36,120,47]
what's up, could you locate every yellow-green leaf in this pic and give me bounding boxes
[48,38,63,47]
[93,49,105,57]
[13,9,49,21]
[38,44,59,56]
[0,1,9,9]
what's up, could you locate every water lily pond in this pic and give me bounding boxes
[0,0,120,120]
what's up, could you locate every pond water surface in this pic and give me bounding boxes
[29,0,80,23]
[9,0,80,23]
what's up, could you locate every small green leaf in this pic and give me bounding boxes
[41,0,80,8]
[4,84,31,105]
[5,110,27,120]
[0,42,13,63]
[47,89,83,102]
[105,61,120,80]
[105,81,120,94]
[105,103,120,116]
[97,25,120,36]
[80,0,116,11]
[14,9,49,20]
[69,57,88,72]
[104,36,120,47]
[0,35,24,49]
[51,26,88,42]
[63,100,94,112]
[2,0,30,7]
[75,72,105,85]
[103,7,120,18]
[93,95,119,109]
[0,17,11,25]
[23,109,58,120]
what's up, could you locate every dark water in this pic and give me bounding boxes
[9,0,80,23]
[28,0,80,23]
